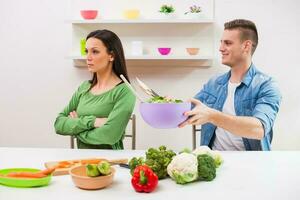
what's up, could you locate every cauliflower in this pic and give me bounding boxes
[193,146,223,168]
[167,153,198,184]
[209,150,223,168]
[192,145,211,155]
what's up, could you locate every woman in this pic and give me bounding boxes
[54,29,136,149]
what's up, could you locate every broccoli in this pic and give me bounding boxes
[86,164,100,177]
[129,157,145,175]
[145,146,176,179]
[197,154,216,181]
[193,146,224,168]
[97,161,111,175]
[128,146,176,179]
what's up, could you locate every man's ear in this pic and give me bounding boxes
[244,40,252,54]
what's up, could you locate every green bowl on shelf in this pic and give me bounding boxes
[0,168,52,188]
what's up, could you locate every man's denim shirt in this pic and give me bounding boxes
[194,64,282,151]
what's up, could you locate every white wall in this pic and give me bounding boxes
[0,0,299,150]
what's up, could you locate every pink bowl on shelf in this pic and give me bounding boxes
[80,10,98,20]
[158,48,171,55]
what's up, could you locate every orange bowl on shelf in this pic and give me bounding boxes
[69,165,115,190]
[80,10,98,20]
[186,48,200,55]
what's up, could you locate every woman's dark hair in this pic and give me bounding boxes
[86,29,129,89]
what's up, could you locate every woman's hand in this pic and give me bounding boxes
[94,118,108,128]
[68,111,107,128]
[69,111,78,118]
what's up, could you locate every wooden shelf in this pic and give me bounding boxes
[68,55,213,60]
[67,55,213,67]
[67,19,214,24]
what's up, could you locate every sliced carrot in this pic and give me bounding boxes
[5,167,56,179]
[56,160,73,168]
[56,163,72,168]
[58,161,73,165]
[80,159,102,165]
[39,167,56,175]
[6,172,47,178]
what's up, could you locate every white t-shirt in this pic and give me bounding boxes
[212,81,245,151]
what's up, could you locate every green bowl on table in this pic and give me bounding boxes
[0,168,52,187]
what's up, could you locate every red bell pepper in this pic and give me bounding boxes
[131,165,158,193]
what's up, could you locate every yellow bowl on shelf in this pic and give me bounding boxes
[123,9,140,19]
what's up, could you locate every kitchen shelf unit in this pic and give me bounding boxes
[67,19,214,24]
[68,1,215,68]
[68,54,214,67]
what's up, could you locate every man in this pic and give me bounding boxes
[180,19,281,151]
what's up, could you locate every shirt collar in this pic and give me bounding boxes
[241,63,256,87]
[217,63,256,87]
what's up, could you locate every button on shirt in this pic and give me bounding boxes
[194,64,282,151]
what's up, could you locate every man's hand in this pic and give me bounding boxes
[179,98,264,139]
[179,98,215,128]
[94,118,108,128]
[69,111,78,118]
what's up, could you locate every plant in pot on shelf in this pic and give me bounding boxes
[159,4,175,19]
[184,5,203,19]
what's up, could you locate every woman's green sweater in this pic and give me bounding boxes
[54,81,136,149]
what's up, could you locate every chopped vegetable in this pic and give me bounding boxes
[80,159,102,165]
[197,154,216,181]
[131,165,158,193]
[167,152,198,184]
[86,164,100,177]
[40,167,56,175]
[97,161,111,175]
[6,167,55,179]
[147,96,183,103]
[6,172,47,178]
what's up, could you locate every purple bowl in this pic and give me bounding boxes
[158,48,171,55]
[139,102,191,129]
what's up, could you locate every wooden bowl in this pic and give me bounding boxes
[186,48,199,55]
[69,165,115,190]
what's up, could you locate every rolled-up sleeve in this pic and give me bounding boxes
[252,78,282,137]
